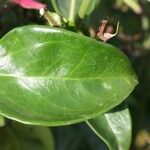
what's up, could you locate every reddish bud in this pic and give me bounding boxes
[10,0,46,10]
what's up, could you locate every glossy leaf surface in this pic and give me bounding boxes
[0,25,138,126]
[87,104,132,150]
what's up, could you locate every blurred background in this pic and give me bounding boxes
[0,0,150,149]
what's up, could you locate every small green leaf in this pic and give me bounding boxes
[87,104,131,150]
[51,0,97,23]
[78,0,97,19]
[0,25,138,126]
[51,0,81,23]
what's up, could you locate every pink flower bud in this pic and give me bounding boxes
[10,0,46,10]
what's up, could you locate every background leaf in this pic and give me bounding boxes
[0,122,55,150]
[78,0,98,19]
[51,0,98,23]
[53,123,108,150]
[0,116,5,127]
[87,103,132,150]
[0,0,9,9]
[0,25,137,126]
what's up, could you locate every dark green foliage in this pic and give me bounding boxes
[0,0,150,150]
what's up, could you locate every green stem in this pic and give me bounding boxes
[69,0,76,25]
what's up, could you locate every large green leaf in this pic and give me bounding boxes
[87,103,132,150]
[0,25,138,126]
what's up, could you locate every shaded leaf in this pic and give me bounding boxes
[0,126,20,150]
[34,126,55,150]
[87,103,132,150]
[0,122,55,150]
[0,25,138,126]
[0,116,5,127]
[53,123,107,150]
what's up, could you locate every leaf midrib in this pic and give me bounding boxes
[0,73,134,81]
